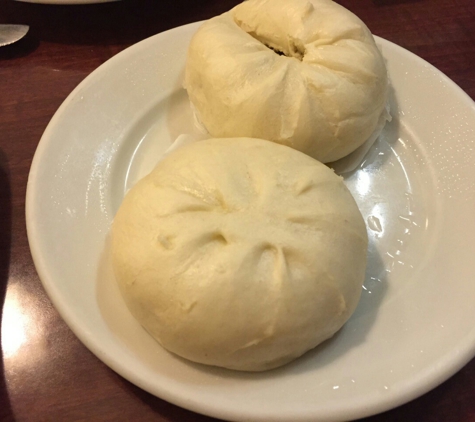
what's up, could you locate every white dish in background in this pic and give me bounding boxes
[26,22,475,422]
[15,0,118,4]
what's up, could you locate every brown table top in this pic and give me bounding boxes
[1,0,475,421]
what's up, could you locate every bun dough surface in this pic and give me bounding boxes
[184,0,389,163]
[111,138,368,371]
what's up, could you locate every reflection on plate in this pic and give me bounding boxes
[26,22,475,422]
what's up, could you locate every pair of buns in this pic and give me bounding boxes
[112,0,382,371]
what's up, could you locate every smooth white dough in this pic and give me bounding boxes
[184,0,389,163]
[111,138,368,371]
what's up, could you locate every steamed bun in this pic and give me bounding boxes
[184,0,389,163]
[111,138,368,371]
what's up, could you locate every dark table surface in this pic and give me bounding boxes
[1,0,475,421]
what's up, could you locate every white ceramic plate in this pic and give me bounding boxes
[26,22,475,422]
